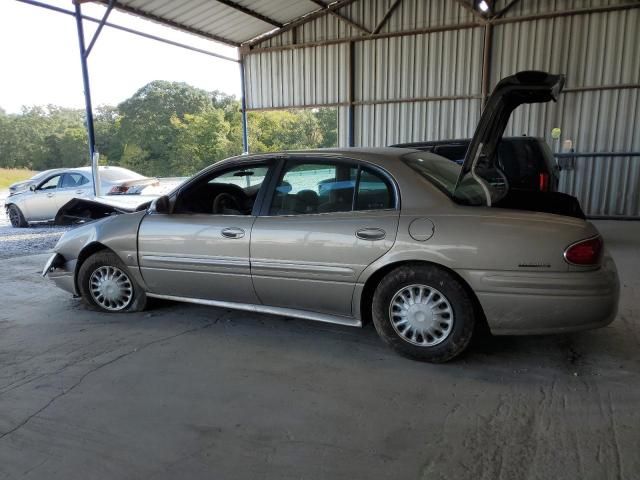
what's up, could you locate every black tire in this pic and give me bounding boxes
[7,205,28,228]
[77,250,147,313]
[372,264,476,363]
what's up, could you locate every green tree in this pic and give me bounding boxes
[248,109,323,152]
[0,81,341,174]
[120,144,150,173]
[169,108,231,175]
[314,108,338,148]
[117,81,213,175]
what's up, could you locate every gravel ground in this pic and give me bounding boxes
[0,177,185,259]
[0,189,70,259]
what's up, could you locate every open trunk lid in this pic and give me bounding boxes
[453,71,565,207]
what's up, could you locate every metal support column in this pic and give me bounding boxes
[239,53,249,154]
[347,41,355,147]
[74,1,98,194]
[481,22,493,108]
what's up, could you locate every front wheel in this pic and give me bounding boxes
[78,251,147,312]
[372,264,476,362]
[7,205,28,228]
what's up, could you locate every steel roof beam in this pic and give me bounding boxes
[84,0,115,57]
[94,0,240,46]
[214,0,283,27]
[309,0,371,34]
[17,0,239,62]
[373,0,402,34]
[243,0,359,47]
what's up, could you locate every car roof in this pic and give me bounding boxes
[216,147,424,171]
[392,136,544,148]
[68,166,131,173]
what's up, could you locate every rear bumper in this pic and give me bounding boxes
[456,256,619,335]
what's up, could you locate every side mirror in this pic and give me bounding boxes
[30,184,37,192]
[152,195,171,214]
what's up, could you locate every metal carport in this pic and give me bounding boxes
[19,0,640,217]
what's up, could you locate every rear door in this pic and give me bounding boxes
[250,157,400,317]
[57,172,91,208]
[454,71,565,205]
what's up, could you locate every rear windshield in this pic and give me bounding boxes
[402,152,488,205]
[99,168,145,181]
[403,154,459,195]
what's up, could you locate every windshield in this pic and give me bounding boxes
[99,167,146,181]
[403,153,489,206]
[32,169,58,181]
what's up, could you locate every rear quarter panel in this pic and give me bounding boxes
[359,206,600,279]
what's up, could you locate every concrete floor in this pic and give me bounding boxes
[0,221,638,480]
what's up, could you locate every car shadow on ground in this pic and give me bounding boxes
[71,296,639,385]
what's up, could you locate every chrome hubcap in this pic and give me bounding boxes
[89,266,133,311]
[389,284,454,347]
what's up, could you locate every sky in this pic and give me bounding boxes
[0,0,242,114]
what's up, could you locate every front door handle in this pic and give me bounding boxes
[46,193,54,198]
[221,227,245,239]
[356,228,386,241]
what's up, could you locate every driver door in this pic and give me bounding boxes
[25,174,63,221]
[137,161,272,304]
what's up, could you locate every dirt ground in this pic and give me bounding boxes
[0,221,638,480]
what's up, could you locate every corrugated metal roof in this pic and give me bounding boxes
[99,0,349,46]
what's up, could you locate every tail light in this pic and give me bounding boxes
[109,185,130,195]
[538,172,550,192]
[564,236,603,265]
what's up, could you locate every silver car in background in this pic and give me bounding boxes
[43,72,620,362]
[5,166,158,227]
[8,168,65,196]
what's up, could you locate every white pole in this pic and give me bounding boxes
[92,151,102,197]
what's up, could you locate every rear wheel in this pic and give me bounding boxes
[372,264,475,362]
[78,251,146,312]
[7,205,28,228]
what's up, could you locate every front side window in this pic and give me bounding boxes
[270,160,394,215]
[175,164,270,215]
[39,175,62,190]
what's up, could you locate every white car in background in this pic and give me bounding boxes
[4,166,159,227]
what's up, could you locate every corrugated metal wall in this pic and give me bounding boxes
[244,0,640,217]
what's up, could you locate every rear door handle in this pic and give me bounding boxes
[356,228,386,241]
[75,190,85,195]
[221,227,245,239]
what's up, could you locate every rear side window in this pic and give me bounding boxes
[270,163,357,215]
[61,173,89,188]
[270,161,394,215]
[355,168,393,210]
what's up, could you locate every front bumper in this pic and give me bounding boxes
[43,253,78,296]
[456,255,620,335]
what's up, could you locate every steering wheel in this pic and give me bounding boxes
[212,192,242,214]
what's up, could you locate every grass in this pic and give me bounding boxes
[0,168,36,190]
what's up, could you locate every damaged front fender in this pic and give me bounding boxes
[54,196,154,225]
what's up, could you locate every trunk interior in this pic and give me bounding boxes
[493,189,586,219]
